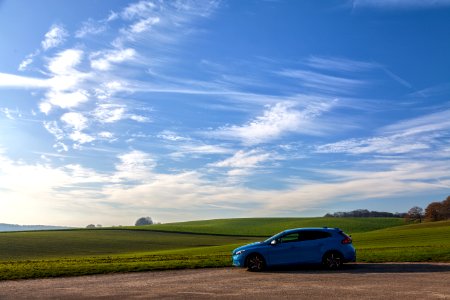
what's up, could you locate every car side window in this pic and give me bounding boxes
[280,233,299,243]
[298,231,331,241]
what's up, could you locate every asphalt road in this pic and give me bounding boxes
[1,263,450,299]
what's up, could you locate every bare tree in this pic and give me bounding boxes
[406,206,424,223]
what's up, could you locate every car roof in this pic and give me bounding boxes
[282,227,341,234]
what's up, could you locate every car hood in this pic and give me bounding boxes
[232,241,263,254]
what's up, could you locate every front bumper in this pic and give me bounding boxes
[232,254,246,267]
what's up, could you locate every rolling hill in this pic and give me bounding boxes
[1,217,449,280]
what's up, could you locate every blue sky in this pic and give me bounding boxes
[1,0,450,226]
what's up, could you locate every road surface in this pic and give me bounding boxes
[1,263,450,299]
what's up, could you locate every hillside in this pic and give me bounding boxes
[353,220,450,262]
[1,218,449,280]
[131,217,406,236]
[0,223,72,232]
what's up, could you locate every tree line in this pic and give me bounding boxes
[406,195,450,223]
[324,195,450,223]
[324,209,406,218]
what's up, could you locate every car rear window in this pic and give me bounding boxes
[298,230,331,241]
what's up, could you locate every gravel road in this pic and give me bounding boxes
[1,263,450,299]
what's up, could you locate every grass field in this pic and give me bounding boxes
[1,218,449,280]
[131,217,406,236]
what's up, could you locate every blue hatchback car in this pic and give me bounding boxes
[232,227,356,271]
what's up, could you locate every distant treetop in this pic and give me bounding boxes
[324,209,405,218]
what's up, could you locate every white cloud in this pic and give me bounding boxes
[107,11,119,22]
[381,109,450,137]
[121,0,156,20]
[75,19,107,38]
[317,109,450,155]
[94,81,127,100]
[128,114,150,122]
[41,24,68,51]
[54,142,69,152]
[90,48,136,71]
[0,73,48,89]
[157,130,191,142]
[93,104,126,123]
[211,149,272,168]
[42,90,89,112]
[60,112,88,131]
[316,136,430,154]
[114,150,156,182]
[113,0,219,47]
[47,49,83,75]
[18,57,34,71]
[0,108,19,120]
[213,101,332,145]
[93,103,150,123]
[38,49,92,113]
[130,16,160,33]
[69,131,95,144]
[98,131,114,139]
[43,121,64,140]
[1,146,449,226]
[169,142,232,159]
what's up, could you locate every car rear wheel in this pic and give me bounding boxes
[246,254,265,272]
[322,251,343,270]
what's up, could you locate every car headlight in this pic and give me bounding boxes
[235,250,246,255]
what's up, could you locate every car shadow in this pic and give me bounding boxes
[261,262,450,274]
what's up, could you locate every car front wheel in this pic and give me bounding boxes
[246,254,265,272]
[322,252,343,270]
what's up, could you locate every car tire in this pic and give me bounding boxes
[322,251,343,270]
[246,254,265,272]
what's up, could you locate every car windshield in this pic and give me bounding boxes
[263,231,289,243]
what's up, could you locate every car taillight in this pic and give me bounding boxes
[341,236,352,244]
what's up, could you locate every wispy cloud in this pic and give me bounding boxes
[277,69,368,94]
[381,109,450,136]
[351,0,450,9]
[211,101,335,145]
[1,148,448,226]
[210,149,273,168]
[90,48,136,71]
[75,19,107,38]
[41,24,68,51]
[305,56,380,72]
[316,109,450,155]
[316,135,430,155]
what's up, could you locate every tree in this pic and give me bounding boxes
[442,196,450,220]
[425,202,444,221]
[86,224,96,228]
[425,196,450,221]
[135,216,153,226]
[405,206,424,223]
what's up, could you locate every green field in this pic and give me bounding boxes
[1,218,449,280]
[131,217,405,236]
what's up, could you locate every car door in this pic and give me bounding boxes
[296,231,331,263]
[266,232,301,265]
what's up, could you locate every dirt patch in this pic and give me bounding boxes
[1,263,450,299]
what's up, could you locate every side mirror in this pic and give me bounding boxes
[270,239,277,245]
